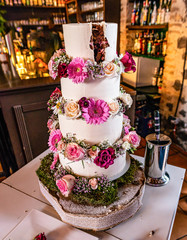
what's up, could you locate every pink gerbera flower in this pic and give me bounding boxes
[67,57,88,84]
[48,129,62,152]
[82,98,110,125]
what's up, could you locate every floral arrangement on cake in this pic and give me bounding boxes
[48,50,136,84]
[36,153,142,206]
[47,87,133,125]
[47,112,140,169]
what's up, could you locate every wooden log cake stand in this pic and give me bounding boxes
[39,168,145,231]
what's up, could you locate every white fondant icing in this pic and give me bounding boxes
[59,151,129,181]
[60,75,120,102]
[63,23,117,62]
[59,114,123,145]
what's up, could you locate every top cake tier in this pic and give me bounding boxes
[63,22,117,62]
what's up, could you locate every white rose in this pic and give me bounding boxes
[116,139,123,145]
[122,141,131,150]
[119,93,133,108]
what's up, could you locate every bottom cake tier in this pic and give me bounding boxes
[37,154,145,231]
[39,167,145,231]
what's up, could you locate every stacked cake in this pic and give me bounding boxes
[37,22,145,231]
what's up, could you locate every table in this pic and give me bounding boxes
[1,149,186,240]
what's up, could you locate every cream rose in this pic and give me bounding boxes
[104,62,116,77]
[89,178,98,190]
[64,101,81,119]
[108,100,120,115]
[119,93,133,108]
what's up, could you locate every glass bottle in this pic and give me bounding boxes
[135,2,141,25]
[143,0,148,25]
[137,33,142,54]
[131,1,137,25]
[151,1,157,25]
[162,31,168,56]
[140,1,145,26]
[160,0,166,24]
[156,0,162,24]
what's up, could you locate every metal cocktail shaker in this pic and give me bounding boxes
[144,110,172,186]
[144,133,172,186]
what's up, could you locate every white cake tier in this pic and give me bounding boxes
[60,75,120,102]
[59,114,123,145]
[59,151,129,181]
[63,23,117,62]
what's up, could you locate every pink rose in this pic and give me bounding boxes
[88,146,99,159]
[47,118,53,131]
[56,174,75,197]
[89,178,98,190]
[120,52,136,73]
[64,143,85,161]
[57,140,66,151]
[123,131,140,148]
[124,126,130,135]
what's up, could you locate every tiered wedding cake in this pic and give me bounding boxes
[37,22,145,231]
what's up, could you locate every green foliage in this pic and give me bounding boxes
[116,158,141,185]
[71,181,118,206]
[36,153,59,193]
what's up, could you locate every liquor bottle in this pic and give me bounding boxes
[54,0,57,6]
[151,32,157,55]
[133,32,139,53]
[42,0,45,5]
[13,0,18,5]
[157,67,163,93]
[141,32,147,54]
[131,1,136,25]
[140,2,145,26]
[156,0,161,24]
[135,2,141,25]
[143,0,148,25]
[147,1,152,25]
[151,1,157,25]
[155,33,161,56]
[152,67,158,86]
[160,0,166,24]
[38,0,42,5]
[159,32,164,55]
[165,0,170,23]
[147,31,153,55]
[162,31,167,56]
[137,33,142,54]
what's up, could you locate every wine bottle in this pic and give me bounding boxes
[143,0,148,25]
[162,31,167,56]
[160,0,166,24]
[131,1,137,25]
[147,0,152,25]
[135,2,141,25]
[151,1,157,25]
[140,1,145,26]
